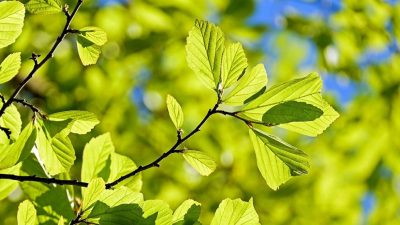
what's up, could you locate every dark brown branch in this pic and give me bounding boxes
[0,0,83,131]
[105,103,220,189]
[0,103,220,189]
[13,98,46,118]
[0,174,88,187]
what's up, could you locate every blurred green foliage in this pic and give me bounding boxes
[0,0,399,224]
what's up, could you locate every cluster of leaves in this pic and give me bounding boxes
[0,0,339,224]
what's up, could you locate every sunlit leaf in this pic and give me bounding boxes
[166,94,184,130]
[26,0,62,15]
[0,102,22,142]
[0,52,21,84]
[221,42,247,89]
[81,133,114,182]
[249,128,309,190]
[107,152,142,192]
[211,198,260,225]
[242,73,339,136]
[17,200,37,225]
[0,163,20,200]
[0,1,25,48]
[222,64,267,106]
[172,199,201,225]
[57,216,65,225]
[79,26,108,46]
[182,150,216,176]
[82,178,106,212]
[76,36,101,66]
[262,101,323,124]
[48,110,99,134]
[186,20,225,89]
[35,123,76,175]
[0,122,36,170]
[140,200,173,225]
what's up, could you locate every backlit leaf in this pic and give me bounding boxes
[79,26,108,46]
[172,199,201,225]
[0,102,22,142]
[0,52,21,84]
[17,200,37,225]
[166,95,184,129]
[222,64,267,106]
[262,101,323,124]
[81,133,114,182]
[249,128,309,190]
[183,150,216,176]
[0,163,20,200]
[107,152,142,192]
[0,1,25,48]
[211,198,260,225]
[77,36,101,66]
[82,178,106,212]
[221,43,247,89]
[48,110,99,134]
[140,200,173,225]
[26,0,62,15]
[186,20,224,89]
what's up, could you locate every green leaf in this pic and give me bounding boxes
[25,0,62,15]
[172,199,201,225]
[48,110,99,134]
[222,64,267,106]
[249,128,309,190]
[76,36,101,66]
[79,26,108,46]
[221,42,247,89]
[107,152,142,192]
[140,200,173,225]
[81,133,114,182]
[0,1,25,48]
[182,150,216,176]
[0,52,21,84]
[166,94,184,130]
[19,155,50,200]
[0,122,36,170]
[186,20,225,89]
[57,217,65,225]
[262,101,323,125]
[0,163,20,200]
[17,200,37,225]
[35,123,76,175]
[211,198,260,225]
[242,73,339,136]
[82,178,106,212]
[0,102,22,142]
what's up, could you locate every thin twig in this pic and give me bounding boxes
[13,98,46,118]
[0,0,83,133]
[215,110,276,127]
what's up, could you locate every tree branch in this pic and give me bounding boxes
[0,0,83,131]
[13,98,46,118]
[0,102,220,189]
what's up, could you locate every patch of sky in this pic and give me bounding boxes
[130,67,152,122]
[360,191,375,225]
[98,0,129,7]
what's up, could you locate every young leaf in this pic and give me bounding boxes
[35,123,76,175]
[81,133,114,182]
[79,27,108,46]
[0,1,25,48]
[0,163,21,200]
[172,199,201,225]
[17,200,37,225]
[26,0,62,15]
[242,73,339,136]
[210,198,260,225]
[107,152,142,192]
[222,64,267,106]
[0,102,22,142]
[186,20,225,89]
[166,95,184,130]
[48,110,99,134]
[76,36,101,66]
[82,178,106,212]
[182,150,216,176]
[140,200,173,225]
[57,217,65,225]
[221,43,247,89]
[0,122,36,170]
[0,52,21,84]
[262,101,323,124]
[249,128,309,190]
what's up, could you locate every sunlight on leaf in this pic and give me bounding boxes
[166,94,184,130]
[17,200,37,225]
[0,52,21,84]
[211,198,260,225]
[26,0,62,15]
[0,1,25,48]
[182,150,216,176]
[221,42,247,89]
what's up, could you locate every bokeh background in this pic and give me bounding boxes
[1,0,399,224]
